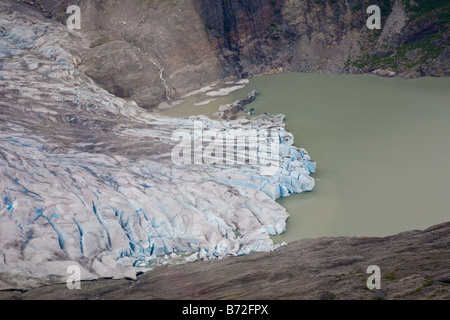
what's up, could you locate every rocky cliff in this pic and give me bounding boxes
[18,0,450,107]
[197,0,449,78]
[19,0,225,108]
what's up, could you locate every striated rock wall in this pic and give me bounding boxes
[197,0,449,78]
[19,0,225,108]
[17,0,450,107]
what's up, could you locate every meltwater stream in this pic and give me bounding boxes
[159,73,450,242]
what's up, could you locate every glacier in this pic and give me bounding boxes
[0,0,315,289]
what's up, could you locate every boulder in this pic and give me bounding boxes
[372,68,396,77]
[242,89,259,105]
[216,89,258,116]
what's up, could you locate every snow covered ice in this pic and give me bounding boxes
[0,0,315,289]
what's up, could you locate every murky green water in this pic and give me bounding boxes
[158,73,450,241]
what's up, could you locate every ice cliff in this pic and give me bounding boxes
[0,0,315,290]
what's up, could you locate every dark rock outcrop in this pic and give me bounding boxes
[242,89,259,105]
[214,89,259,119]
[197,0,449,78]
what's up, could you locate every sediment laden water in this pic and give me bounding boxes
[159,72,450,242]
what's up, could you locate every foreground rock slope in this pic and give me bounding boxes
[1,222,448,300]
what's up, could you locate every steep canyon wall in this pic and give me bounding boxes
[18,0,450,107]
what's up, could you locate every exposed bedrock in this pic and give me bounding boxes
[196,0,450,78]
[19,0,225,108]
[18,0,450,107]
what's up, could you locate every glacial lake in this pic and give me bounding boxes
[157,73,450,242]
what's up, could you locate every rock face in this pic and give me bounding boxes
[78,40,168,107]
[197,0,450,78]
[1,222,449,300]
[18,0,450,107]
[19,0,225,108]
